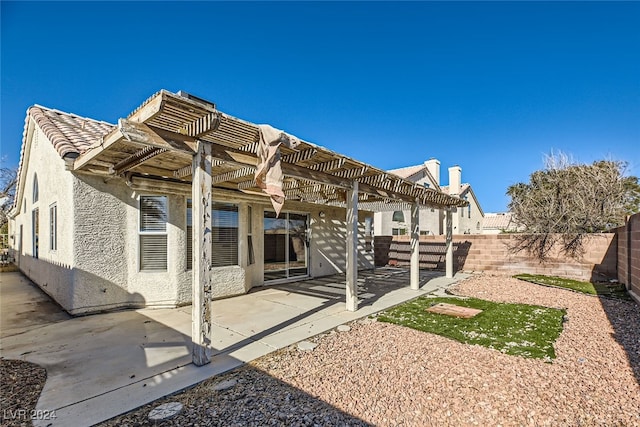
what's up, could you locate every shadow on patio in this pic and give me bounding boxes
[208,268,456,356]
[1,267,466,426]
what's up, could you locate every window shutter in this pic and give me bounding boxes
[140,197,167,232]
[212,203,239,267]
[140,235,168,270]
[139,196,168,271]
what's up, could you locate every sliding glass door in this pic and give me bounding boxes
[264,211,309,282]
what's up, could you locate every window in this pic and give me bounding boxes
[187,201,240,268]
[212,203,239,267]
[465,196,471,218]
[49,204,57,251]
[139,196,168,271]
[420,230,429,236]
[392,228,406,236]
[392,210,404,222]
[476,221,481,230]
[33,174,39,203]
[32,208,39,258]
[186,199,192,270]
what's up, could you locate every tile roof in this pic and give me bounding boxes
[483,212,514,229]
[387,164,425,179]
[28,105,114,158]
[440,183,470,195]
[11,106,114,215]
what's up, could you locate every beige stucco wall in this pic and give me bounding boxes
[375,207,444,237]
[452,201,484,235]
[70,174,192,314]
[9,119,192,314]
[10,122,76,309]
[10,121,377,313]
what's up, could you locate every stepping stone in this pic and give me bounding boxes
[426,302,482,318]
[337,325,351,332]
[212,379,237,391]
[297,340,318,351]
[148,402,183,421]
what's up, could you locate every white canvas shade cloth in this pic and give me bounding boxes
[255,124,301,215]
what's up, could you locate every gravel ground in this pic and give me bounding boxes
[6,273,640,426]
[99,273,640,427]
[0,359,47,427]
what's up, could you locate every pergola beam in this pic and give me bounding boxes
[110,146,167,175]
[211,166,255,184]
[120,119,196,154]
[73,110,468,209]
[182,112,221,137]
[281,148,317,164]
[310,158,345,172]
[208,143,355,190]
[334,166,368,179]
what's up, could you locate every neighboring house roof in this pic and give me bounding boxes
[484,212,515,230]
[388,163,440,191]
[388,164,425,179]
[388,162,485,217]
[440,183,470,195]
[441,183,484,217]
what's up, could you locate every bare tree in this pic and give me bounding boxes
[0,161,18,229]
[507,152,640,260]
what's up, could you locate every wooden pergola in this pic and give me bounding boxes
[72,90,468,365]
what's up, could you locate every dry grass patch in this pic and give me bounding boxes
[378,296,565,360]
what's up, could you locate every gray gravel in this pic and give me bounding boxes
[100,273,640,426]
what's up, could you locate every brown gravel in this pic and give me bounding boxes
[0,358,47,427]
[14,273,640,426]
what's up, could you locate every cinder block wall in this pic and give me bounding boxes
[375,233,618,280]
[617,213,640,303]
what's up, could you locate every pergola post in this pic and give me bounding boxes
[410,202,420,290]
[192,141,213,366]
[445,207,454,279]
[346,181,358,312]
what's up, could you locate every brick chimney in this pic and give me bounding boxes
[424,158,440,186]
[448,165,462,196]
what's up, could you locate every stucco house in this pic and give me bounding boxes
[8,89,466,364]
[374,159,484,236]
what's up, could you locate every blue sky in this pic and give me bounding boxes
[2,1,638,212]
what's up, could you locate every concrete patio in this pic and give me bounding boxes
[0,268,468,427]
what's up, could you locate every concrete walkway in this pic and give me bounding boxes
[0,269,468,427]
